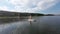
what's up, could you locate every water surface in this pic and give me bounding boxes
[0,16,60,34]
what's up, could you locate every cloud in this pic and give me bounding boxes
[0,6,9,11]
[0,0,59,13]
[0,6,15,11]
[37,0,58,9]
[8,0,59,13]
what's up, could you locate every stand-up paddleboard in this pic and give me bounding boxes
[28,19,35,22]
[28,15,36,22]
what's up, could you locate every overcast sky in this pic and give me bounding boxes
[0,0,60,14]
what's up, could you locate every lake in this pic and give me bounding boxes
[0,16,60,34]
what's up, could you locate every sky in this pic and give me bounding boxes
[0,0,60,14]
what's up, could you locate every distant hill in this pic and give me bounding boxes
[0,10,44,17]
[45,14,55,16]
[0,11,17,17]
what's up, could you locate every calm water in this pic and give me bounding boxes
[0,16,60,34]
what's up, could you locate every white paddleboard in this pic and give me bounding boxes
[28,19,36,22]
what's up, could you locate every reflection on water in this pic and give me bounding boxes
[0,18,20,24]
[0,16,60,34]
